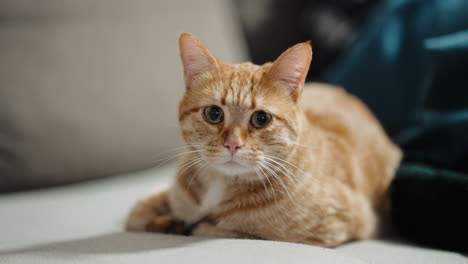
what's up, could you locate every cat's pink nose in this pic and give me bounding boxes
[224,141,244,155]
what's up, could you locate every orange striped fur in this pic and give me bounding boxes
[126,33,402,247]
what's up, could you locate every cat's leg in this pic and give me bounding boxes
[191,221,263,240]
[125,190,185,234]
[299,191,377,247]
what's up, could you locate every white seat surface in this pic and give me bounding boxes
[1,164,466,263]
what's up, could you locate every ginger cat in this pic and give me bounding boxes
[126,33,402,247]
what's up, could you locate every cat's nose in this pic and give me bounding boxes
[224,141,244,155]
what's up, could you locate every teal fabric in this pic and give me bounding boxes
[322,0,468,136]
[321,0,468,252]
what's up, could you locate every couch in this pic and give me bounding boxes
[0,1,466,263]
[1,164,467,263]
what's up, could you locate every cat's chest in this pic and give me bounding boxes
[199,177,225,214]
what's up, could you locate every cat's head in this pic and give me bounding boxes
[178,33,312,179]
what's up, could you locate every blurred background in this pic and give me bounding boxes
[0,0,245,192]
[1,0,467,252]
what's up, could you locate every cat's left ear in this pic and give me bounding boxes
[179,33,219,88]
[268,42,312,102]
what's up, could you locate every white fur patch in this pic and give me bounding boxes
[199,177,225,214]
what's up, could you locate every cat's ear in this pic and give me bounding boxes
[268,42,312,101]
[179,33,218,88]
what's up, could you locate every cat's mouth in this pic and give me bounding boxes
[223,160,243,168]
[215,157,254,176]
[219,159,251,173]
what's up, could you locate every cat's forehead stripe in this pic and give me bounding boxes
[221,63,260,108]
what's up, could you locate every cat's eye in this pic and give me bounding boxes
[203,105,224,124]
[251,111,272,128]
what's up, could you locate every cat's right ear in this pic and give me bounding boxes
[179,33,218,88]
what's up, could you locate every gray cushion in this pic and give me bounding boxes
[0,0,246,191]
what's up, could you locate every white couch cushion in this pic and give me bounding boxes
[0,164,466,263]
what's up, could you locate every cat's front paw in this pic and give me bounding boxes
[145,214,186,235]
[126,190,172,232]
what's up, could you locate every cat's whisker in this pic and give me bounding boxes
[264,157,297,180]
[186,160,209,191]
[152,149,206,168]
[258,161,293,201]
[265,155,322,184]
[257,164,277,202]
[263,157,303,185]
[264,155,306,174]
[176,155,206,177]
[155,149,205,163]
[265,154,323,190]
[151,144,205,159]
[254,166,272,200]
[263,159,305,189]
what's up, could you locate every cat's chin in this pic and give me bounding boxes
[213,161,255,178]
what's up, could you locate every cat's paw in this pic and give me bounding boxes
[145,214,186,235]
[126,190,172,232]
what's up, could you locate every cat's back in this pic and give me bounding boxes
[300,83,402,206]
[300,83,381,136]
[300,83,386,139]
